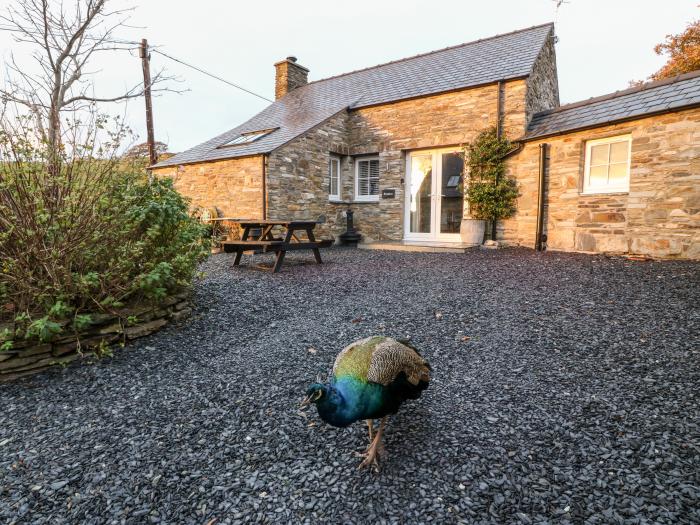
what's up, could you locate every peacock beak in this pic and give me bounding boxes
[300,389,323,409]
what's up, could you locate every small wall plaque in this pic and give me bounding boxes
[381,189,396,199]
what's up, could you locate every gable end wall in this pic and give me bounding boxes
[266,111,351,237]
[525,29,560,122]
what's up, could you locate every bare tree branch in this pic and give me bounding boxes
[0,0,179,162]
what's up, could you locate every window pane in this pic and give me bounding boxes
[359,179,369,195]
[359,161,369,178]
[409,155,432,233]
[609,141,629,163]
[369,160,379,195]
[358,161,369,196]
[590,144,609,166]
[440,152,464,234]
[608,162,629,184]
[330,160,338,195]
[329,159,337,196]
[224,129,273,146]
[356,159,379,197]
[588,165,608,187]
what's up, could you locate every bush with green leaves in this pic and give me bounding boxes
[0,116,210,348]
[463,128,519,222]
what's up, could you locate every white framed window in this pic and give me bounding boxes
[583,135,631,194]
[354,157,380,202]
[329,156,341,201]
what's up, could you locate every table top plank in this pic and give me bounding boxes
[237,220,320,227]
[221,240,284,246]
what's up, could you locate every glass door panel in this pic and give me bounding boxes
[439,152,464,235]
[409,154,433,234]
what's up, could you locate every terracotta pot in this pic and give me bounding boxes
[460,218,485,245]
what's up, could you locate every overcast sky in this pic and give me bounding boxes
[1,0,698,152]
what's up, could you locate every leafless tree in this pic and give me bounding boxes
[0,0,175,162]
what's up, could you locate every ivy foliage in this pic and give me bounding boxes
[463,127,519,222]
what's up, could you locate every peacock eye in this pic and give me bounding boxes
[313,390,323,401]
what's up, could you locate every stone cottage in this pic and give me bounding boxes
[151,23,700,259]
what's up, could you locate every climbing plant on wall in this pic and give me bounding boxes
[463,127,519,238]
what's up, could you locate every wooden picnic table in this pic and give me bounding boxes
[221,220,333,273]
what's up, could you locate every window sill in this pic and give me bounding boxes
[579,189,629,196]
[328,198,346,204]
[353,198,380,204]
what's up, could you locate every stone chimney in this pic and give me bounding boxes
[274,56,309,99]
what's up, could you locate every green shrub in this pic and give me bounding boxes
[463,128,519,221]
[0,121,210,345]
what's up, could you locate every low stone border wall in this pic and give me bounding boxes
[0,292,191,382]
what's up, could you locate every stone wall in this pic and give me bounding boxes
[525,28,560,121]
[267,110,351,238]
[152,156,264,219]
[503,107,700,259]
[268,80,530,241]
[0,292,191,382]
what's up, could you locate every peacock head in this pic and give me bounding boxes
[301,383,327,407]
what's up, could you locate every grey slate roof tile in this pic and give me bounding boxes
[523,70,700,140]
[154,24,554,168]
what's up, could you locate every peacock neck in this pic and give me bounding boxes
[316,385,356,428]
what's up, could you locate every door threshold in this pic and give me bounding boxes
[358,240,479,253]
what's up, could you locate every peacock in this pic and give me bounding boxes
[301,336,431,471]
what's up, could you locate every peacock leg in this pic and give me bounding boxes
[358,416,388,472]
[357,420,376,457]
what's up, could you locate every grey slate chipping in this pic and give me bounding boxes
[523,71,700,140]
[154,24,554,168]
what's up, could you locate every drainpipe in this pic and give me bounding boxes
[535,143,548,251]
[261,155,268,220]
[491,80,505,241]
[496,80,504,139]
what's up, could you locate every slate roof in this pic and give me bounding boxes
[523,70,700,141]
[154,24,554,168]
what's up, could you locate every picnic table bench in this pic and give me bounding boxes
[221,220,333,272]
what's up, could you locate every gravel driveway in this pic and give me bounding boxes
[1,248,699,524]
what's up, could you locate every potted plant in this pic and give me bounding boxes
[461,128,518,245]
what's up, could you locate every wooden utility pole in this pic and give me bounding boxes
[139,38,157,166]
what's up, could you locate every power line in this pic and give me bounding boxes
[151,49,273,103]
[0,24,273,103]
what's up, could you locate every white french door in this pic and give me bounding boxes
[404,148,464,242]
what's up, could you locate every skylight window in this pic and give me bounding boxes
[221,129,275,147]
